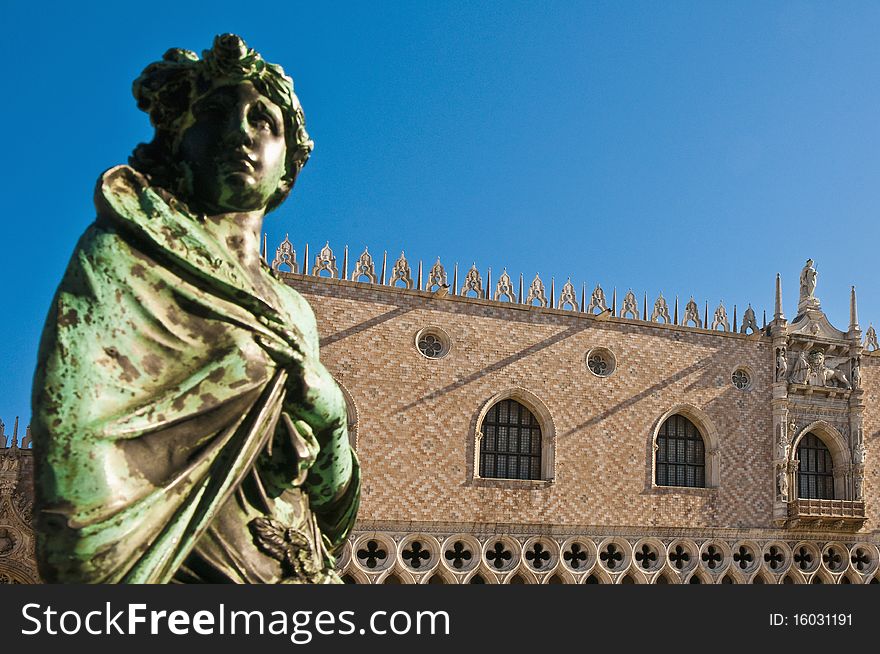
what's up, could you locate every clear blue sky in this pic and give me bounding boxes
[3,1,880,437]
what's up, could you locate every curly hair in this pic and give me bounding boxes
[130,34,314,212]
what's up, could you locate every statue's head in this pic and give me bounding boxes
[808,349,824,366]
[130,34,313,214]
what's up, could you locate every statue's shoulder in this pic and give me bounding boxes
[270,276,320,352]
[93,165,155,220]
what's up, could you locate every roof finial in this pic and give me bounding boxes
[774,273,785,322]
[850,285,860,333]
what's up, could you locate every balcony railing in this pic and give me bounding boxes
[782,499,866,530]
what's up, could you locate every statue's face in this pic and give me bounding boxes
[178,80,287,213]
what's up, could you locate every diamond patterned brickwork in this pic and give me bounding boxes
[288,274,878,534]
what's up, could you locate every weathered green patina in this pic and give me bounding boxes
[31,35,358,583]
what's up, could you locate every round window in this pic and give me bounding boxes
[415,327,450,359]
[732,368,751,390]
[586,347,616,377]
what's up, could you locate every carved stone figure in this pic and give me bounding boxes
[776,466,788,501]
[805,350,850,389]
[798,258,820,312]
[31,35,359,583]
[851,356,861,390]
[776,347,787,382]
[775,423,789,460]
[789,350,809,384]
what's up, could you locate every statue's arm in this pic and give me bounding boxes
[276,286,359,546]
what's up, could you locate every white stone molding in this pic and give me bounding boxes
[582,568,613,584]
[397,533,441,574]
[439,534,482,574]
[683,297,702,328]
[596,537,632,574]
[311,242,338,277]
[270,234,297,272]
[493,269,516,302]
[820,542,849,574]
[460,264,484,298]
[559,537,597,575]
[698,539,732,575]
[350,247,377,283]
[482,536,522,574]
[711,302,730,331]
[621,289,640,320]
[557,279,579,311]
[351,533,396,573]
[617,569,648,584]
[522,536,561,575]
[526,274,548,307]
[340,532,880,584]
[632,538,666,574]
[651,293,671,323]
[730,541,761,575]
[586,283,608,314]
[790,541,821,575]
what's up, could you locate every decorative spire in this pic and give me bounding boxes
[586,283,608,315]
[389,252,413,289]
[850,286,860,332]
[494,269,515,302]
[350,247,377,283]
[271,234,297,273]
[557,278,578,311]
[774,273,785,322]
[342,245,349,280]
[312,242,338,277]
[460,264,483,298]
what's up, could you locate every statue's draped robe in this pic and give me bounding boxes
[32,166,358,583]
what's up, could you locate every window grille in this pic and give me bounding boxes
[655,414,705,487]
[479,399,542,480]
[797,433,834,499]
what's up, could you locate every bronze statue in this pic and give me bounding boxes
[31,34,359,583]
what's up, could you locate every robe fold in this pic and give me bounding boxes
[32,165,358,583]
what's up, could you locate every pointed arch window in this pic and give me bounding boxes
[797,433,834,500]
[655,414,705,488]
[479,399,542,480]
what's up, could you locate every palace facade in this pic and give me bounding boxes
[279,242,879,584]
[3,243,879,585]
